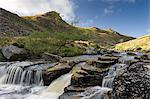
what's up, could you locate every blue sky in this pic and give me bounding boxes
[74,0,150,37]
[0,0,149,37]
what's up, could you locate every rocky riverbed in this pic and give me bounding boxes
[0,47,149,99]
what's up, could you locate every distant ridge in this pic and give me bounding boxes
[0,8,134,47]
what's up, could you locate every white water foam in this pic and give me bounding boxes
[26,73,72,99]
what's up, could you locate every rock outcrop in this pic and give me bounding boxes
[0,8,38,36]
[64,55,119,92]
[113,62,150,99]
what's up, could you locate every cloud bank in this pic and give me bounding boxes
[0,0,75,22]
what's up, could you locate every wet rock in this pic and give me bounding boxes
[70,62,109,87]
[76,86,112,99]
[71,74,103,87]
[43,62,72,85]
[59,92,81,99]
[67,58,112,92]
[42,52,62,62]
[81,62,109,75]
[65,86,89,92]
[1,45,29,61]
[113,62,150,99]
[87,60,116,68]
[86,56,118,69]
[126,52,137,56]
[60,55,101,65]
[98,56,119,62]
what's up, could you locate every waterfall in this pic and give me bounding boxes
[47,73,72,93]
[26,73,72,99]
[0,61,72,99]
[78,63,127,99]
[102,63,127,88]
[0,62,44,86]
[0,61,56,86]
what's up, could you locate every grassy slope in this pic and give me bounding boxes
[0,8,134,57]
[115,34,150,51]
[23,11,133,47]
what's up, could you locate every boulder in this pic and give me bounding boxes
[113,62,150,99]
[42,52,62,62]
[1,45,29,61]
[43,62,72,85]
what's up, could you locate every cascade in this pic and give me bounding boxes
[26,73,72,99]
[79,63,128,99]
[0,62,44,85]
[0,61,72,99]
[102,63,127,88]
[0,52,137,99]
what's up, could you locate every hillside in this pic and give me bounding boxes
[115,34,150,52]
[0,8,42,36]
[0,8,134,56]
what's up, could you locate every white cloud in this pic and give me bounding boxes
[104,5,114,15]
[0,0,76,22]
[102,0,137,15]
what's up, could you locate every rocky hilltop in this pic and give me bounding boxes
[0,8,134,58]
[0,8,40,36]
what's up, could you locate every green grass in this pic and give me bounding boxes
[0,29,133,57]
[5,31,87,57]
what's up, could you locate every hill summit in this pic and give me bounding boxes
[0,8,134,57]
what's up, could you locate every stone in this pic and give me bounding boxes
[1,45,29,61]
[65,86,88,92]
[60,55,101,65]
[71,74,103,87]
[59,92,81,99]
[42,52,62,62]
[113,62,150,99]
[43,62,72,85]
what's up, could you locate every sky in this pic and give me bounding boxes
[0,0,149,37]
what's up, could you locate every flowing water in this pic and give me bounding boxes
[0,52,141,99]
[78,52,139,99]
[0,62,72,99]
